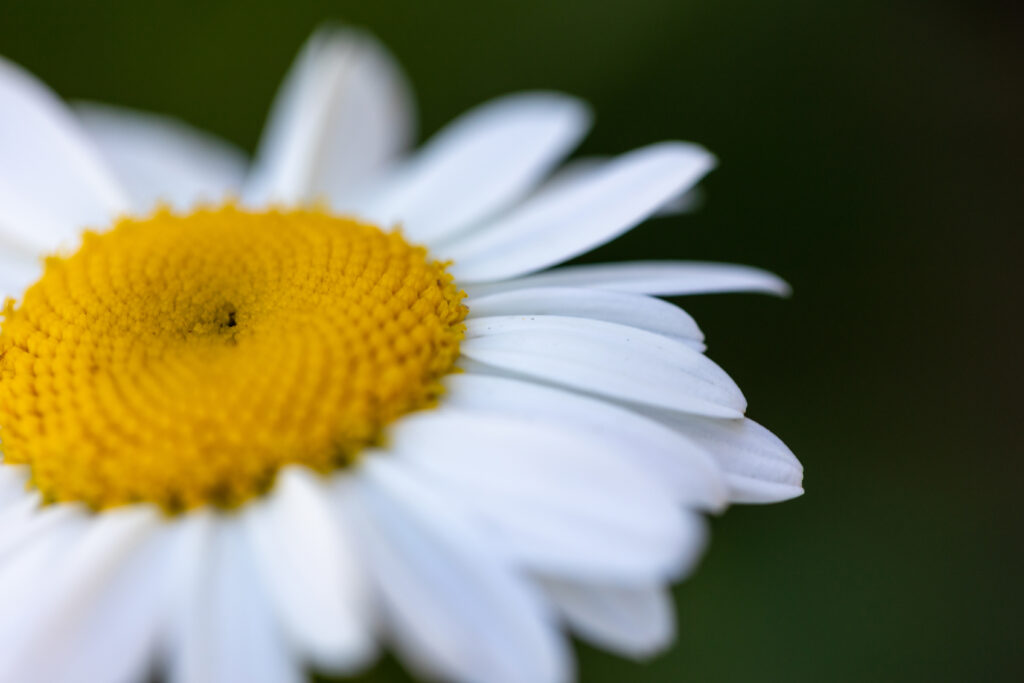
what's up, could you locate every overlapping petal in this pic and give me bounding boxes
[0,57,128,253]
[75,102,247,213]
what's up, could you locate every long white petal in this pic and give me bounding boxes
[352,92,590,244]
[0,504,86,612]
[442,373,727,510]
[346,458,570,683]
[35,523,174,683]
[245,26,415,206]
[167,514,301,683]
[163,510,214,683]
[540,579,676,658]
[461,315,746,417]
[0,506,163,683]
[0,498,80,562]
[74,102,247,213]
[443,142,715,282]
[0,56,128,253]
[243,467,375,672]
[640,410,804,503]
[465,286,704,349]
[528,155,702,216]
[389,409,706,583]
[0,508,90,683]
[465,260,791,298]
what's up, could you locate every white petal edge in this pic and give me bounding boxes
[465,286,705,349]
[0,508,90,681]
[166,513,302,683]
[345,457,571,683]
[0,465,29,508]
[539,578,676,659]
[461,315,746,417]
[0,182,72,255]
[636,408,804,503]
[442,373,728,510]
[0,496,80,563]
[350,92,591,244]
[0,246,42,301]
[0,485,39,523]
[74,102,247,214]
[530,155,702,216]
[464,260,791,298]
[243,466,376,672]
[32,520,173,683]
[388,408,706,583]
[0,501,86,607]
[0,56,128,253]
[245,26,415,206]
[0,506,165,683]
[443,142,715,282]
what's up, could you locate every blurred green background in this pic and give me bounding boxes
[2,0,1020,681]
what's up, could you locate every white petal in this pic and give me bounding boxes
[0,465,29,506]
[0,508,90,680]
[245,26,415,206]
[466,286,705,349]
[167,514,301,683]
[74,102,247,213]
[389,409,706,583]
[243,466,375,671]
[0,506,163,683]
[659,187,704,214]
[0,246,41,300]
[0,498,80,562]
[36,523,174,683]
[0,487,39,526]
[530,156,702,217]
[347,457,570,683]
[0,503,86,610]
[540,578,675,658]
[163,511,213,683]
[465,260,791,298]
[643,411,804,503]
[461,315,746,417]
[443,142,715,282]
[442,373,727,510]
[0,182,66,253]
[352,92,590,244]
[523,156,603,203]
[0,56,128,253]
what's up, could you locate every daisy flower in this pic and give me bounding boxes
[0,26,803,683]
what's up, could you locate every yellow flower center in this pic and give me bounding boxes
[0,205,466,513]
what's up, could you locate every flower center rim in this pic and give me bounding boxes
[0,203,467,513]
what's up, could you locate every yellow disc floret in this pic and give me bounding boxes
[0,205,466,512]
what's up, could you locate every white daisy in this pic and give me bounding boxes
[0,26,803,683]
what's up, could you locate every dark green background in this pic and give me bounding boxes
[2,1,1020,681]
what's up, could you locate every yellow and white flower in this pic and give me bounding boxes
[0,27,803,683]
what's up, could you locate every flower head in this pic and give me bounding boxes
[0,26,802,683]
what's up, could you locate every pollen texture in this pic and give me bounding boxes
[0,205,467,512]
